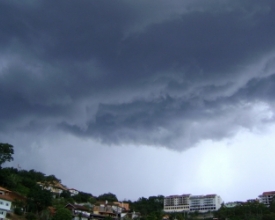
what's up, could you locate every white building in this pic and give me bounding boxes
[190,194,222,212]
[164,194,190,212]
[68,188,79,196]
[0,187,12,220]
[37,181,68,198]
[259,191,275,206]
[164,194,222,213]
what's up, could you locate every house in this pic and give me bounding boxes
[68,188,79,196]
[121,211,141,219]
[37,181,68,198]
[113,202,130,212]
[93,204,118,218]
[65,203,92,220]
[0,187,12,220]
[0,186,27,219]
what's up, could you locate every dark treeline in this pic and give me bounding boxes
[125,195,164,220]
[214,200,275,220]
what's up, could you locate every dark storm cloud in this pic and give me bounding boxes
[1,0,275,150]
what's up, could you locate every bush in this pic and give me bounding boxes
[25,212,37,220]
[14,207,24,215]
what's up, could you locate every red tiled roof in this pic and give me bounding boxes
[0,194,13,202]
[262,191,275,196]
[0,186,11,192]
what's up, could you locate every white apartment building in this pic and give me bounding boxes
[259,191,275,206]
[164,194,190,212]
[190,194,222,212]
[164,194,222,213]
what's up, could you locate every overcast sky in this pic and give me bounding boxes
[1,0,275,203]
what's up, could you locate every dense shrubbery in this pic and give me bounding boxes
[214,200,275,220]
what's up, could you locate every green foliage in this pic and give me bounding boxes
[269,197,275,213]
[72,191,94,203]
[27,185,53,212]
[25,212,37,220]
[52,207,72,220]
[215,201,270,220]
[128,195,164,218]
[98,192,118,202]
[14,207,24,215]
[60,190,71,199]
[263,213,275,220]
[0,143,14,168]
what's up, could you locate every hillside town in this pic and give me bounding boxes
[1,179,275,220]
[1,143,275,220]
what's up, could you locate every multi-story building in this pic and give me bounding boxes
[164,194,190,212]
[259,191,275,206]
[189,194,222,212]
[164,194,222,213]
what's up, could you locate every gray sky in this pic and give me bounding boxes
[1,0,275,203]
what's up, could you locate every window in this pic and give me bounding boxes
[6,203,9,206]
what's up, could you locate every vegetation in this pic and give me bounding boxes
[0,143,14,168]
[125,195,164,220]
[97,192,118,202]
[51,207,72,220]
[214,200,275,220]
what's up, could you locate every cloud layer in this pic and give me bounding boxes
[1,0,275,151]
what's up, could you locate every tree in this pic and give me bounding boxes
[97,192,118,202]
[0,143,14,168]
[27,186,53,213]
[52,207,72,220]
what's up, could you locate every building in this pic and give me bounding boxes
[164,194,222,213]
[189,194,222,212]
[68,188,79,196]
[37,181,68,198]
[113,202,130,212]
[65,203,91,220]
[224,201,243,208]
[0,187,12,220]
[164,194,190,212]
[259,191,275,206]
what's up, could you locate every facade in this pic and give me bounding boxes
[65,203,91,220]
[0,187,12,220]
[189,194,222,212]
[113,202,130,211]
[164,194,190,212]
[69,188,79,196]
[37,181,68,198]
[259,191,275,206]
[224,201,243,208]
[164,194,222,213]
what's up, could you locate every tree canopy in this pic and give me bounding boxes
[52,207,72,220]
[0,143,14,168]
[97,192,118,202]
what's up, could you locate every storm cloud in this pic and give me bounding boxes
[1,0,275,151]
